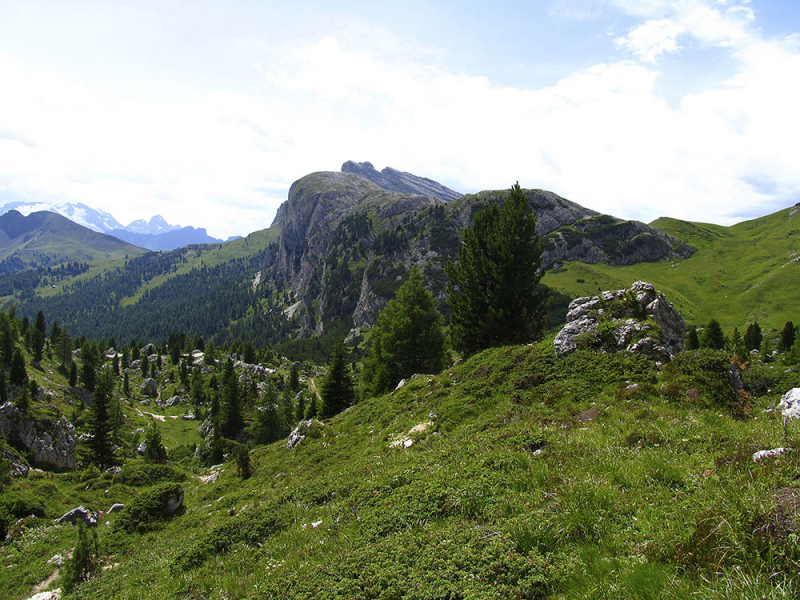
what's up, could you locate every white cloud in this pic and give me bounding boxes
[0,2,798,240]
[614,19,685,61]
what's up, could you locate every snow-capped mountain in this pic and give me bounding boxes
[0,201,125,233]
[125,215,182,236]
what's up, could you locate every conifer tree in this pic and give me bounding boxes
[220,370,243,438]
[320,340,354,418]
[446,183,547,356]
[781,321,796,351]
[744,322,762,352]
[686,325,700,350]
[89,367,116,469]
[247,385,283,445]
[9,349,27,387]
[69,360,78,387]
[143,421,167,463]
[702,319,726,350]
[361,266,447,397]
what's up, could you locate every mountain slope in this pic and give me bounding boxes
[4,168,693,348]
[0,210,145,275]
[0,201,125,233]
[543,202,800,332]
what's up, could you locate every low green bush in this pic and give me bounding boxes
[661,349,736,407]
[114,482,184,533]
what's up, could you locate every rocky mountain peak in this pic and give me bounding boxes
[341,161,462,202]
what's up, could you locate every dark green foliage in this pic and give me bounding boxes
[13,381,29,414]
[319,340,354,418]
[113,463,185,487]
[89,367,116,469]
[219,367,243,438]
[0,488,45,539]
[143,421,167,463]
[114,482,184,533]
[31,327,44,362]
[231,442,251,479]
[361,266,447,397]
[744,321,762,351]
[781,321,796,351]
[0,371,6,404]
[59,521,98,591]
[702,319,726,350]
[288,363,300,392]
[305,394,318,419]
[34,310,46,336]
[446,183,547,356]
[686,325,700,350]
[9,348,27,386]
[247,386,284,445]
[172,505,289,571]
[661,349,736,407]
[69,359,78,387]
[80,342,98,391]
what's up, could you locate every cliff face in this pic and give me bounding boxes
[261,168,694,338]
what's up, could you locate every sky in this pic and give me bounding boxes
[1,0,799,239]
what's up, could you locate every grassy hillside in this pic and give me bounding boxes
[544,203,800,334]
[4,336,800,598]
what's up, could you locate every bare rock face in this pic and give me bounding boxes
[341,161,462,202]
[0,402,77,470]
[287,419,324,450]
[140,378,158,397]
[554,281,685,362]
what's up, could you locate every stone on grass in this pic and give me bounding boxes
[55,506,97,527]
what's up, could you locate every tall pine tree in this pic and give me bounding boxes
[361,266,447,397]
[320,340,354,418]
[446,183,547,356]
[89,367,115,469]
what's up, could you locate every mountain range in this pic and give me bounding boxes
[0,201,224,251]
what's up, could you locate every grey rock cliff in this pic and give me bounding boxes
[0,402,77,470]
[341,161,462,202]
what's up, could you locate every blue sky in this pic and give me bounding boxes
[1,0,799,237]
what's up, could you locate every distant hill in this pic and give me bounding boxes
[543,202,800,332]
[108,226,222,251]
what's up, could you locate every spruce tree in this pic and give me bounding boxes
[781,321,796,351]
[319,340,354,418]
[702,319,726,350]
[220,374,243,438]
[143,421,167,463]
[247,385,283,445]
[446,183,547,356]
[9,349,27,387]
[686,325,700,350]
[361,266,447,397]
[89,367,116,469]
[744,322,762,352]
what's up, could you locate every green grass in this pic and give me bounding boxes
[543,204,800,333]
[5,337,800,598]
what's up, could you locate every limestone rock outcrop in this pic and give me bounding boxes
[553,281,685,362]
[0,402,77,470]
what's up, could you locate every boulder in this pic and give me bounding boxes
[553,281,685,362]
[55,506,97,527]
[0,402,77,471]
[139,378,158,397]
[287,419,324,449]
[164,395,183,408]
[106,503,125,514]
[1,447,30,478]
[779,388,800,419]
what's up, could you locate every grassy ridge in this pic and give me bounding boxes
[5,338,800,598]
[544,204,800,332]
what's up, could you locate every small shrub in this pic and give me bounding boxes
[113,462,186,487]
[58,521,98,591]
[79,464,101,482]
[661,349,736,407]
[173,505,290,570]
[114,482,184,533]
